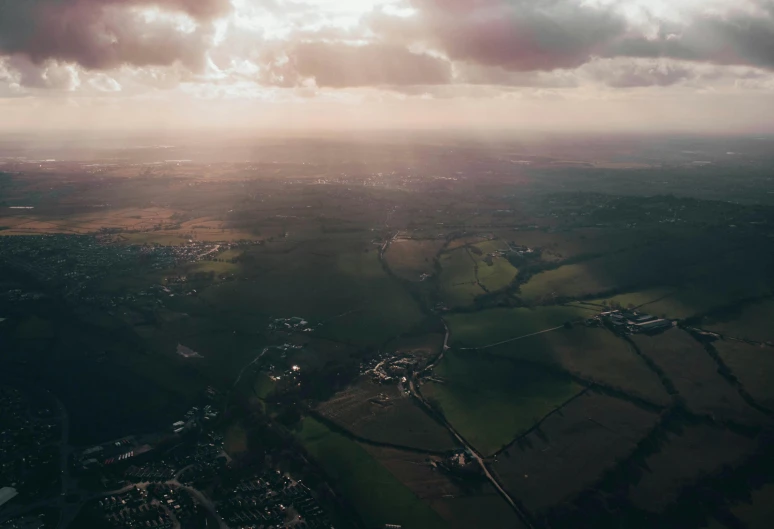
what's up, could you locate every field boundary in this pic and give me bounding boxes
[490,386,592,458]
[689,333,774,417]
[307,409,459,456]
[458,324,564,350]
[454,346,669,412]
[626,333,764,435]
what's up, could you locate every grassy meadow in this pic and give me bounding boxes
[296,417,448,529]
[422,350,584,455]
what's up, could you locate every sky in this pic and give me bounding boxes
[1,0,774,132]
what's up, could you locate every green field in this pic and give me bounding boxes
[633,330,763,423]
[118,232,190,246]
[715,340,774,410]
[319,251,424,345]
[477,260,517,291]
[133,310,269,384]
[582,287,675,311]
[217,248,244,261]
[493,227,641,262]
[445,305,592,348]
[318,380,459,452]
[520,235,774,309]
[322,251,425,346]
[582,286,721,320]
[252,373,276,399]
[422,350,584,456]
[471,245,518,292]
[296,418,448,529]
[184,259,241,276]
[473,239,509,254]
[446,236,487,251]
[701,298,774,343]
[438,240,518,298]
[439,248,482,307]
[625,287,762,320]
[519,261,612,303]
[383,238,444,281]
[629,423,756,513]
[489,327,671,405]
[200,247,424,347]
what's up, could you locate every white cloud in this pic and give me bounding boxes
[88,74,122,92]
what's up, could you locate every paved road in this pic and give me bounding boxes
[379,232,398,258]
[167,480,229,529]
[233,347,269,388]
[408,377,534,529]
[51,395,83,529]
[96,479,230,529]
[410,321,534,524]
[0,393,83,529]
[421,320,450,376]
[198,245,221,259]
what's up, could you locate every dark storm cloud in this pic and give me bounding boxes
[0,0,231,70]
[262,42,452,88]
[371,0,627,72]
[611,5,774,71]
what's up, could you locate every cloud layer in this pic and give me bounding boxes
[1,0,774,105]
[612,2,774,70]
[393,0,626,71]
[0,0,230,69]
[263,42,451,88]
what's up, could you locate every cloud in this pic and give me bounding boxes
[2,55,80,90]
[4,0,774,99]
[367,0,774,76]
[0,0,231,70]
[582,58,694,88]
[370,0,627,72]
[262,42,452,88]
[88,74,123,93]
[610,2,774,70]
[453,63,578,88]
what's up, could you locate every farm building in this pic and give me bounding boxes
[635,319,674,333]
[600,310,673,334]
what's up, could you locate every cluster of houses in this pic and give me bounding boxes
[268,316,317,333]
[362,353,419,385]
[215,471,334,528]
[94,484,200,529]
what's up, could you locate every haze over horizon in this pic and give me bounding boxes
[1,0,774,132]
